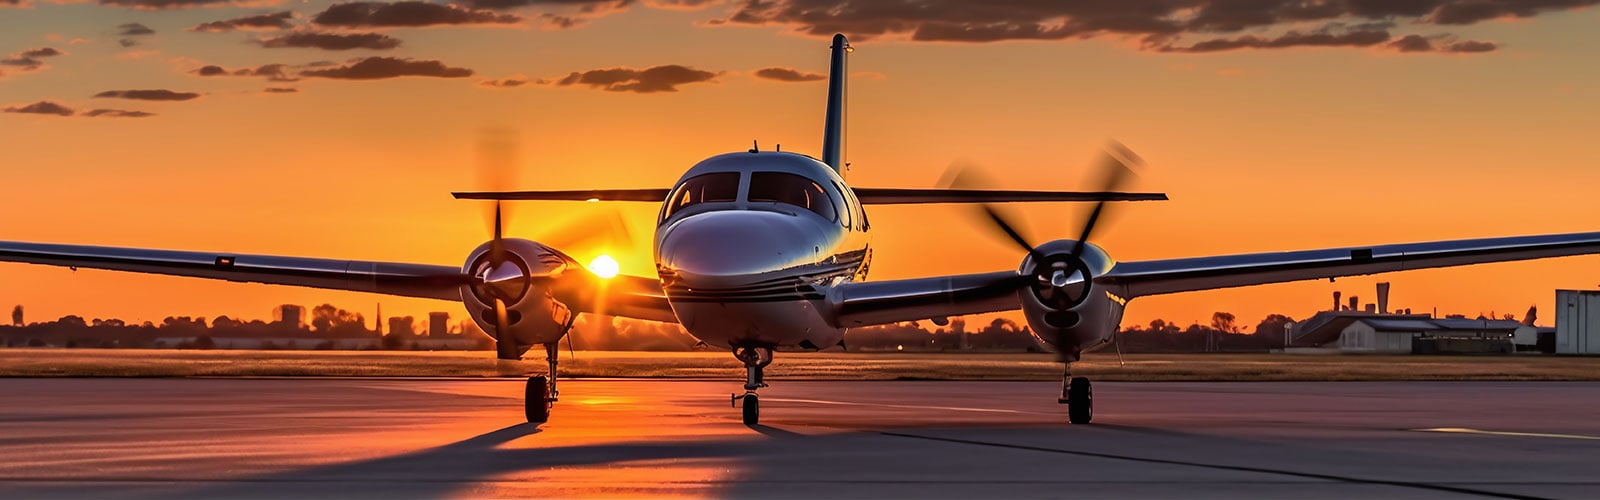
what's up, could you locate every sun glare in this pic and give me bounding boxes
[589,254,620,279]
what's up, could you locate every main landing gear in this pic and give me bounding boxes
[731,346,773,425]
[525,343,560,423]
[1058,361,1093,424]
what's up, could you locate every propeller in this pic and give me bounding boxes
[477,128,525,361]
[944,142,1146,361]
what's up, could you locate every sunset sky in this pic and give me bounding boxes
[3,1,1599,332]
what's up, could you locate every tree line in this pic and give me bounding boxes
[4,303,1299,353]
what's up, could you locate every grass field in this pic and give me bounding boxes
[1,349,1598,381]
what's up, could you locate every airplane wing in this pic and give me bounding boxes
[826,271,1022,327]
[851,188,1166,204]
[0,241,680,323]
[453,189,670,202]
[1098,232,1600,298]
[825,231,1600,327]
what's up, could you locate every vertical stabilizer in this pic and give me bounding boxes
[821,33,850,173]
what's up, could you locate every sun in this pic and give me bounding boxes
[588,254,620,279]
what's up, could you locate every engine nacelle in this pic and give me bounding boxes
[1018,239,1125,360]
[460,238,577,357]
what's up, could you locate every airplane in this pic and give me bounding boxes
[6,33,1600,426]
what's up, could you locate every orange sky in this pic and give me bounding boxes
[3,1,1599,331]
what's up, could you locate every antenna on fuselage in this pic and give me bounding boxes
[749,140,759,153]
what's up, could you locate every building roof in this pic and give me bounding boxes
[1294,311,1528,347]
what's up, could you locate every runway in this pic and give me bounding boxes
[2,379,1598,499]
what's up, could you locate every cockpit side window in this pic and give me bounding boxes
[665,172,740,219]
[749,172,838,221]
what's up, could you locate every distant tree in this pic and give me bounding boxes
[1210,312,1238,334]
[193,335,215,349]
[11,305,21,326]
[1252,314,1296,337]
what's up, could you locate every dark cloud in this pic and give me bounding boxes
[3,101,74,116]
[263,87,298,93]
[299,57,473,79]
[93,89,202,101]
[711,0,1598,53]
[477,74,535,88]
[116,22,156,36]
[1385,34,1499,53]
[99,0,235,9]
[119,39,140,48]
[1,47,65,71]
[84,108,155,117]
[552,64,719,93]
[312,2,521,27]
[191,63,299,81]
[1158,26,1393,52]
[191,11,295,32]
[753,66,824,82]
[258,31,402,50]
[447,0,629,28]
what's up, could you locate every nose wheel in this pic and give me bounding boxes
[524,343,561,424]
[732,346,773,425]
[1058,362,1093,424]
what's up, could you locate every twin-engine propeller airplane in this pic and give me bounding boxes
[7,34,1600,426]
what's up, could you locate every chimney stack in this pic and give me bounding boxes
[1333,291,1342,311]
[1376,282,1391,314]
[1349,296,1359,312]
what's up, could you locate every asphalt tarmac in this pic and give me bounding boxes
[1,378,1597,499]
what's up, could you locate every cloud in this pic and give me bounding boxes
[1386,34,1499,53]
[1,0,27,7]
[477,74,535,88]
[312,2,521,27]
[263,87,298,93]
[84,108,155,117]
[98,0,249,9]
[258,31,402,50]
[446,0,630,28]
[551,64,719,93]
[1158,25,1393,52]
[116,22,156,36]
[3,101,74,116]
[299,56,472,79]
[191,11,295,32]
[752,66,824,82]
[191,63,298,81]
[710,0,1597,54]
[93,89,202,101]
[1,47,65,72]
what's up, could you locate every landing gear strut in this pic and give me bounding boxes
[1058,362,1093,424]
[525,343,560,423]
[731,346,773,425]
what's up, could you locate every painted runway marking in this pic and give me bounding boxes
[762,397,1032,414]
[1412,427,1600,441]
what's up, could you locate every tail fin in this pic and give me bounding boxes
[821,33,850,173]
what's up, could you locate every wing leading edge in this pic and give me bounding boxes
[1099,231,1600,298]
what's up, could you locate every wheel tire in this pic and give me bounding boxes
[741,394,760,425]
[1067,376,1093,424]
[525,375,550,423]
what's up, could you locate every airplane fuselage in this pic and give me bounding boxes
[655,151,871,349]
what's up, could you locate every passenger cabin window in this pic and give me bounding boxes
[665,172,740,219]
[749,172,837,221]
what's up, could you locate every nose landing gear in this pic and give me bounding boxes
[1057,361,1093,424]
[731,346,773,425]
[525,343,561,423]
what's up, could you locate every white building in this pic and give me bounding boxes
[1555,290,1600,354]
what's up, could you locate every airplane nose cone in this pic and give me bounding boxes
[658,211,823,288]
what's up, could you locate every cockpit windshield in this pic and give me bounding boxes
[748,171,837,221]
[666,172,739,218]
